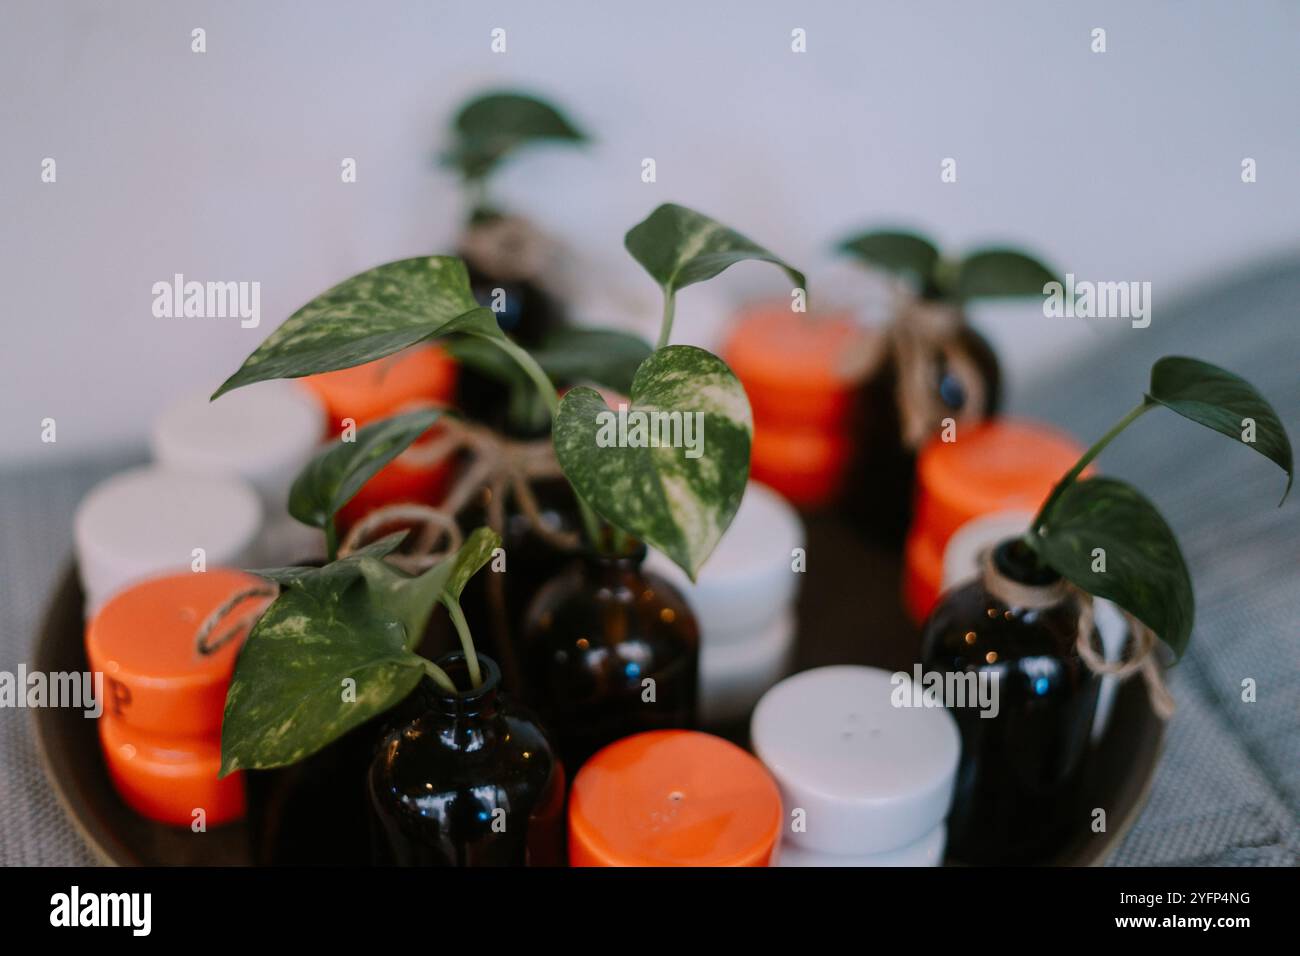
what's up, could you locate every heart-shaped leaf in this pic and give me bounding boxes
[220,577,422,774]
[625,204,806,301]
[288,409,444,532]
[360,527,502,649]
[444,91,587,182]
[956,248,1057,301]
[838,230,940,289]
[1028,476,1194,657]
[213,257,499,398]
[1147,356,1293,503]
[553,345,752,579]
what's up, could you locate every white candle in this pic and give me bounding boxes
[776,823,947,867]
[751,665,960,864]
[74,466,262,612]
[150,381,325,564]
[645,482,804,722]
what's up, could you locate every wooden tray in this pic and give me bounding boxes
[32,513,1164,866]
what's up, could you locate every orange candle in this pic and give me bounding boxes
[301,345,459,528]
[568,730,783,867]
[85,569,268,738]
[904,418,1085,621]
[99,714,244,828]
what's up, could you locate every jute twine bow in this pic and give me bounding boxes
[889,297,989,450]
[459,215,556,284]
[195,584,280,656]
[978,548,1176,721]
[338,412,580,571]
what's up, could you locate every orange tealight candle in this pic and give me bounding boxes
[568,730,783,867]
[301,345,459,528]
[85,568,269,738]
[99,714,245,828]
[904,418,1086,621]
[301,345,458,433]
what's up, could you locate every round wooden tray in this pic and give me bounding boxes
[32,513,1165,865]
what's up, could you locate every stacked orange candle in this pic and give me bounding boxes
[903,418,1085,622]
[86,569,269,827]
[568,730,783,866]
[300,345,459,529]
[721,304,867,508]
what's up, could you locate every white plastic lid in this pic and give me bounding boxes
[74,466,263,611]
[645,482,804,647]
[150,381,323,508]
[751,665,960,855]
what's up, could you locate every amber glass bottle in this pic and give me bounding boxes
[368,654,565,867]
[920,538,1099,864]
[520,545,700,774]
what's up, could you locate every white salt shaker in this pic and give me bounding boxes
[751,665,960,865]
[74,465,263,613]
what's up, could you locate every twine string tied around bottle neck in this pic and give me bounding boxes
[195,584,280,656]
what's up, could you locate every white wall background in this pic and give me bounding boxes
[3,0,1298,466]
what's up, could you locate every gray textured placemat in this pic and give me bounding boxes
[2,261,1296,866]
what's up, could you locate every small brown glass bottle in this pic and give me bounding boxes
[520,544,700,773]
[368,654,566,867]
[920,538,1100,864]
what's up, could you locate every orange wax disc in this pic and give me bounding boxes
[336,455,454,531]
[568,730,783,867]
[902,528,944,624]
[912,418,1084,552]
[301,345,458,432]
[722,305,864,431]
[98,714,244,828]
[85,569,270,738]
[750,423,851,509]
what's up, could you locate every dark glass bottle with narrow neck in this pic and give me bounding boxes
[520,544,700,773]
[920,538,1100,864]
[368,653,566,866]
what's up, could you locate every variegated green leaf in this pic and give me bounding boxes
[220,577,422,774]
[212,257,498,398]
[288,409,444,531]
[624,204,806,301]
[1147,356,1293,503]
[838,230,940,290]
[222,530,502,773]
[1028,476,1194,657]
[443,91,587,182]
[553,345,752,579]
[359,527,502,649]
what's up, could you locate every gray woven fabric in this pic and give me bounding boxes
[1,261,1296,866]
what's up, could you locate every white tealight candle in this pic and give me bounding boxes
[751,666,960,861]
[699,611,796,725]
[74,466,263,612]
[776,823,947,867]
[151,381,325,565]
[645,481,804,647]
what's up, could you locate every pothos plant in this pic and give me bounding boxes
[441,89,587,221]
[1020,356,1292,659]
[837,229,1057,303]
[212,203,803,774]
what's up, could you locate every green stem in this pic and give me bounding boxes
[421,658,458,694]
[445,600,482,688]
[1032,399,1153,531]
[656,290,676,350]
[325,520,339,562]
